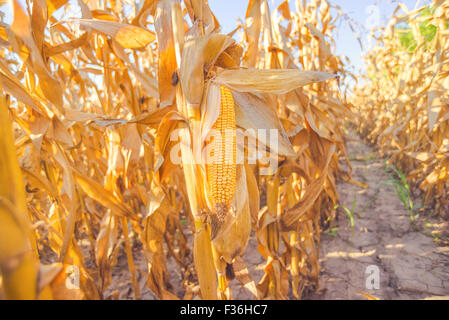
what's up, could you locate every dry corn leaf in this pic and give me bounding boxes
[73,19,156,49]
[0,96,39,299]
[72,170,137,220]
[215,69,337,94]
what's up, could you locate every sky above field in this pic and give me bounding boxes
[209,0,432,74]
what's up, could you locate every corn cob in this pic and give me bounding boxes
[206,86,237,238]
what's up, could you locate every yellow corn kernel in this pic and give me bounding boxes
[206,86,236,222]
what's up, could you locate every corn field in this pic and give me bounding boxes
[353,1,449,219]
[0,0,447,301]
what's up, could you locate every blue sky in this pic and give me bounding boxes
[208,0,431,74]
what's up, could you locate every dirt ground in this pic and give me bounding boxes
[306,132,449,300]
[107,131,449,300]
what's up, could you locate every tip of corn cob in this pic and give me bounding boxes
[209,203,228,240]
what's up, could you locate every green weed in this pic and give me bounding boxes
[384,162,425,222]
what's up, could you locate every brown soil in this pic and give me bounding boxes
[306,131,449,300]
